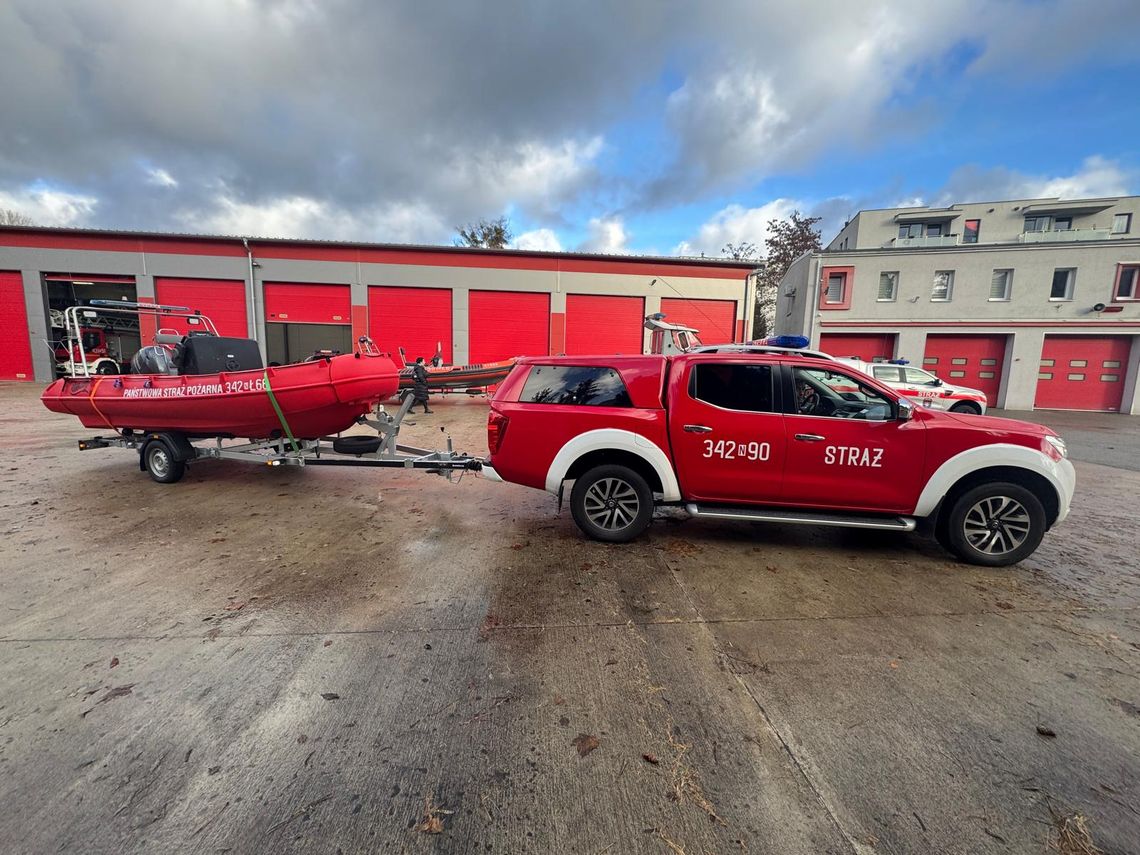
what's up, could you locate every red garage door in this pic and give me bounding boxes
[659,298,737,344]
[369,287,453,364]
[1035,336,1131,412]
[155,278,249,338]
[469,291,549,363]
[264,282,351,324]
[923,335,1006,406]
[565,294,645,355]
[818,333,895,362]
[0,271,33,381]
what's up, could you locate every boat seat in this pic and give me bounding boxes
[180,336,264,375]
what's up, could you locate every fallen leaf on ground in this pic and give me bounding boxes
[321,692,340,701]
[572,733,600,757]
[224,600,245,611]
[1036,724,1057,738]
[323,640,333,647]
[81,684,135,717]
[109,657,119,668]
[643,753,660,765]
[415,794,454,834]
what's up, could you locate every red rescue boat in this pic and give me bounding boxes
[41,302,400,440]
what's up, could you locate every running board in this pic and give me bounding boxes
[684,504,916,532]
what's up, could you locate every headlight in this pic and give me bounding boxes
[1045,435,1068,459]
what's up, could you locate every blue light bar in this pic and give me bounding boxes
[763,335,809,349]
[887,358,910,365]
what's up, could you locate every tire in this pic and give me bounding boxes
[949,402,982,415]
[943,482,1045,566]
[95,361,119,375]
[144,440,186,484]
[332,435,382,456]
[569,464,654,543]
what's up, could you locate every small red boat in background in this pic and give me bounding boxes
[396,344,516,392]
[42,302,399,440]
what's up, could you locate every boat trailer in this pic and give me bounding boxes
[75,392,483,484]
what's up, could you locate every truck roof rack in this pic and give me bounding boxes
[688,344,836,360]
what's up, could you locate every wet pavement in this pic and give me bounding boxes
[1,382,1138,854]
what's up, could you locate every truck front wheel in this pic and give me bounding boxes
[944,482,1045,567]
[569,464,653,543]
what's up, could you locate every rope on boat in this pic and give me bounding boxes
[88,376,123,436]
[262,370,300,453]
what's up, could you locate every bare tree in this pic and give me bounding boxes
[722,241,758,261]
[455,216,512,249]
[754,211,821,338]
[1,208,36,226]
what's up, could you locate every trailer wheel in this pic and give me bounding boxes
[332,435,382,456]
[570,464,653,543]
[144,440,186,484]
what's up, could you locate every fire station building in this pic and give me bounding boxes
[776,195,1140,413]
[0,227,757,383]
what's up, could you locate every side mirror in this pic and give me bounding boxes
[897,398,914,421]
[931,378,943,387]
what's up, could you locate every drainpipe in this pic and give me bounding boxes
[242,238,266,361]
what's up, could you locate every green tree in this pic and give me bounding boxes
[754,211,821,338]
[455,216,512,249]
[1,208,35,226]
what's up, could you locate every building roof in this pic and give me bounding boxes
[0,224,759,271]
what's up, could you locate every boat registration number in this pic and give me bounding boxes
[224,378,267,393]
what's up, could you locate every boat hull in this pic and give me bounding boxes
[41,353,400,439]
[398,358,516,391]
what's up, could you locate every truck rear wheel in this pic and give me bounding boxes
[144,440,186,484]
[570,464,653,543]
[944,482,1045,567]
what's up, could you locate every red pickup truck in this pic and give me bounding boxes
[482,347,1075,566]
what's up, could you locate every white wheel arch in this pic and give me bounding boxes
[913,442,1075,523]
[544,429,682,502]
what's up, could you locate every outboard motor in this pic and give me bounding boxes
[130,345,179,375]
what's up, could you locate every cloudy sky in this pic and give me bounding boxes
[1,0,1138,256]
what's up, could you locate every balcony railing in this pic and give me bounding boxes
[1019,228,1112,243]
[893,235,959,248]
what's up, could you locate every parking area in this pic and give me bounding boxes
[1,383,1138,854]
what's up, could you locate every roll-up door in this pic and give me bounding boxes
[155,278,249,338]
[923,334,1006,406]
[468,291,549,363]
[818,333,896,362]
[264,283,351,325]
[368,286,452,364]
[1035,335,1131,412]
[564,294,645,355]
[0,271,33,380]
[659,297,736,344]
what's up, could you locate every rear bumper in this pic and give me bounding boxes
[480,463,504,483]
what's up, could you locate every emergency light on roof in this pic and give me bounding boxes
[887,358,910,365]
[763,335,809,349]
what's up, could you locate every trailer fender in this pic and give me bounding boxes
[138,433,196,470]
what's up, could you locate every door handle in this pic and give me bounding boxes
[683,424,713,433]
[794,433,826,442]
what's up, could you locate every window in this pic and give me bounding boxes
[1054,217,1072,232]
[926,223,943,237]
[690,364,774,413]
[931,270,954,301]
[962,219,980,244]
[824,273,846,304]
[521,364,631,407]
[898,223,923,239]
[878,271,898,301]
[1024,215,1049,233]
[1112,213,1132,234]
[1115,265,1139,301]
[903,367,940,386]
[872,365,903,382]
[989,269,1013,301]
[792,367,893,421]
[1050,268,1075,301]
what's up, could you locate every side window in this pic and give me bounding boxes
[521,365,631,407]
[903,367,938,385]
[690,363,774,413]
[793,367,893,421]
[871,365,902,382]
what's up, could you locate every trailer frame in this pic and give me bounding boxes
[75,392,484,483]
